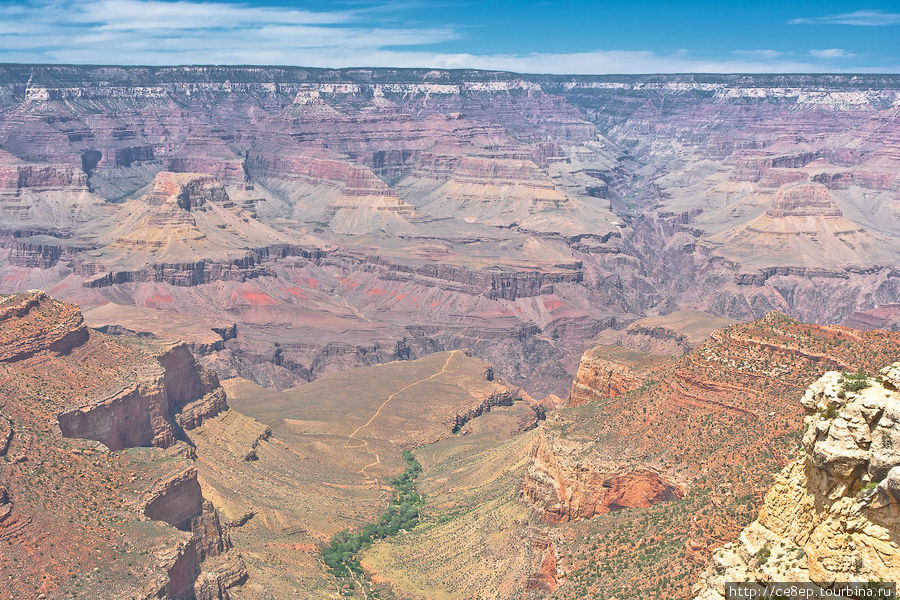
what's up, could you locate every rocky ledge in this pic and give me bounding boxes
[694,362,900,598]
[58,342,226,450]
[521,428,682,523]
[0,290,88,362]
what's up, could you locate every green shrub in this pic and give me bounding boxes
[820,404,839,419]
[840,369,870,393]
[858,481,879,497]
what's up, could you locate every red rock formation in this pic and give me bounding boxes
[567,345,671,406]
[525,535,559,592]
[0,290,88,362]
[522,428,683,523]
[568,353,645,406]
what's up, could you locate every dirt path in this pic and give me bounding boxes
[343,350,458,488]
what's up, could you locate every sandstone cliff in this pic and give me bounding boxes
[694,363,900,598]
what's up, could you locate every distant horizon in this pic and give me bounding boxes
[0,0,898,74]
[4,62,900,79]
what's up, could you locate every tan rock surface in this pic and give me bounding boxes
[694,363,900,598]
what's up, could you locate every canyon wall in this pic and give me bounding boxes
[0,290,245,599]
[0,66,896,397]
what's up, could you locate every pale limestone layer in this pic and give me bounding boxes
[694,363,900,599]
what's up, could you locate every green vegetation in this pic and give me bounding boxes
[756,543,772,565]
[322,451,426,581]
[858,480,879,497]
[820,403,839,420]
[839,369,871,393]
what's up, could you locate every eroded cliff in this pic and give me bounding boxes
[0,291,245,599]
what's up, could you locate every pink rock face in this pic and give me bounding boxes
[0,164,88,192]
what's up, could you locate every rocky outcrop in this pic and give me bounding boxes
[175,388,229,431]
[393,261,583,301]
[0,290,88,362]
[145,172,230,210]
[764,183,843,218]
[0,163,89,194]
[693,363,900,598]
[57,341,225,450]
[0,290,244,600]
[567,348,649,406]
[413,154,563,195]
[524,534,559,592]
[78,243,326,288]
[249,151,400,199]
[58,375,177,449]
[522,428,682,523]
[143,467,205,530]
[0,291,247,600]
[0,414,11,457]
[452,390,518,433]
[149,495,247,600]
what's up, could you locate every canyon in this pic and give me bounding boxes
[0,65,898,600]
[0,67,897,397]
[2,296,900,599]
[358,313,900,600]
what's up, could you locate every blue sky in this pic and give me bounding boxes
[0,0,898,72]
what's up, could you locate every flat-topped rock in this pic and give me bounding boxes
[0,290,88,362]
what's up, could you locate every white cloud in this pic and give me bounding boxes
[0,0,458,62]
[734,50,783,59]
[0,0,894,73]
[809,48,856,59]
[412,50,827,74]
[790,9,900,26]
